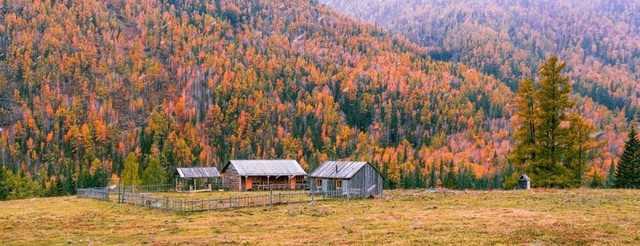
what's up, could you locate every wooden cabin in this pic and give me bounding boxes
[176,167,221,192]
[309,161,383,198]
[221,160,307,191]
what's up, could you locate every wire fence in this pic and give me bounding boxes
[78,185,370,212]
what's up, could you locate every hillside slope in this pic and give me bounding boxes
[321,0,635,172]
[0,0,520,189]
[320,0,640,113]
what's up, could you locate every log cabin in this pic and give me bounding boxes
[221,160,307,191]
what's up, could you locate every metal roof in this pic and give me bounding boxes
[223,160,307,176]
[177,167,220,178]
[309,161,368,179]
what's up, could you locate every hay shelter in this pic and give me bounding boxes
[221,160,307,191]
[176,167,221,192]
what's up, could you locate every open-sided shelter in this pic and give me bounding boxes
[176,167,221,192]
[221,160,307,191]
[309,161,383,197]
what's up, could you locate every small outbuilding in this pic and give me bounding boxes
[221,160,307,191]
[518,174,531,190]
[309,161,383,198]
[176,167,221,192]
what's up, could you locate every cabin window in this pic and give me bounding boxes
[335,180,342,189]
[316,179,322,187]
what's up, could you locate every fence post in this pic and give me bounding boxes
[269,188,273,208]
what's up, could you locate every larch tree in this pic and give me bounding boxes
[122,152,141,187]
[512,78,537,169]
[527,57,574,187]
[564,113,597,186]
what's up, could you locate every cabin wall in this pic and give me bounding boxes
[222,164,242,191]
[311,164,383,197]
[350,164,383,197]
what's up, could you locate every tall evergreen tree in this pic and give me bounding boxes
[527,57,574,187]
[606,161,617,188]
[616,127,640,188]
[564,113,597,186]
[77,167,93,188]
[512,78,537,169]
[122,152,141,187]
[142,156,167,185]
[0,167,8,200]
[444,162,457,189]
[589,170,604,188]
[93,167,109,187]
[428,166,438,188]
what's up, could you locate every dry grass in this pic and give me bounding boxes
[1,189,640,245]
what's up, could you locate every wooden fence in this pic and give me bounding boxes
[77,187,110,201]
[78,185,365,212]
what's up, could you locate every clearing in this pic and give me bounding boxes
[1,189,639,245]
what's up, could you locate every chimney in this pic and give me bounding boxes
[335,163,339,174]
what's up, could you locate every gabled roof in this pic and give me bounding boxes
[177,167,220,178]
[222,160,307,176]
[309,161,370,179]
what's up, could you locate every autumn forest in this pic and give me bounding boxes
[1,0,639,199]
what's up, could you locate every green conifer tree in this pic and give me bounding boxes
[428,166,437,188]
[93,167,109,187]
[512,78,537,169]
[444,162,457,189]
[616,127,640,188]
[142,156,167,185]
[606,161,616,188]
[589,170,604,188]
[527,57,574,187]
[122,152,141,187]
[0,167,8,200]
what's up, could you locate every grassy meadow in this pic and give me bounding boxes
[1,189,639,245]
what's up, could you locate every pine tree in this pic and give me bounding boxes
[0,167,8,200]
[512,78,537,169]
[438,162,446,188]
[142,156,167,185]
[47,178,65,197]
[78,167,93,188]
[527,57,574,187]
[589,170,604,188]
[428,166,437,188]
[606,161,617,188]
[122,152,141,187]
[444,162,457,189]
[414,163,425,188]
[564,113,597,186]
[62,171,76,195]
[93,167,109,187]
[616,127,640,188]
[491,171,503,189]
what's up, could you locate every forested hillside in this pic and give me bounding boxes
[321,0,637,176]
[320,0,640,113]
[0,0,528,197]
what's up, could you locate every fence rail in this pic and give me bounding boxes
[77,188,109,201]
[78,185,369,212]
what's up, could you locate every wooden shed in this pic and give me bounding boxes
[221,160,307,191]
[309,161,383,198]
[176,167,221,192]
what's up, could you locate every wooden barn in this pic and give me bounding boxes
[309,161,383,197]
[176,167,221,192]
[221,160,307,191]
